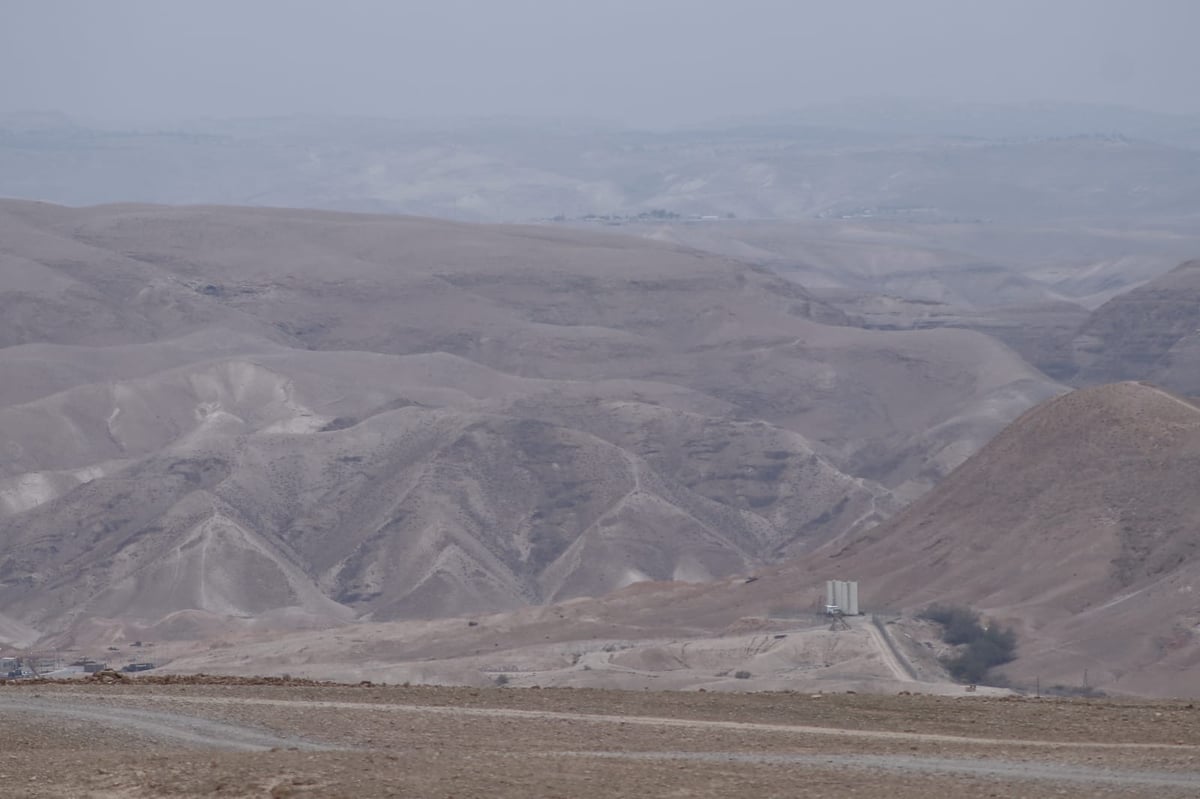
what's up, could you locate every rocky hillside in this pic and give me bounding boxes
[0,200,1062,640]
[1070,260,1200,393]
[818,382,1200,696]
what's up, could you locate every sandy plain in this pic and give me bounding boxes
[1,678,1198,798]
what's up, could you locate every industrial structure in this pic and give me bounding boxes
[825,579,860,616]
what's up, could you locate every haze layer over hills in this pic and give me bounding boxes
[4,104,1200,225]
[0,199,1064,643]
[2,103,1198,695]
[7,103,1200,391]
[7,105,1200,323]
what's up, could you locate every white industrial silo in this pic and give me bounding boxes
[825,579,859,615]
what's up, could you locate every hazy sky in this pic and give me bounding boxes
[3,0,1199,127]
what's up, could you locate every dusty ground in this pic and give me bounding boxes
[1,678,1198,797]
[141,613,984,698]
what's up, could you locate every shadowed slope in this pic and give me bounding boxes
[1071,260,1200,393]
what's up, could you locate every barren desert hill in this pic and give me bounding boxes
[0,199,1062,490]
[389,381,1200,694]
[0,200,1064,643]
[825,382,1200,602]
[634,218,1200,386]
[0,198,851,350]
[402,381,1200,696]
[0,349,890,630]
[1069,260,1200,394]
[806,381,1200,695]
[845,254,1200,396]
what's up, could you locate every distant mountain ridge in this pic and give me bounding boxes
[3,103,1200,223]
[729,99,1200,145]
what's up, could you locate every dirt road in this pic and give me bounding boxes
[0,693,336,751]
[68,692,1200,752]
[865,616,919,682]
[3,682,1198,797]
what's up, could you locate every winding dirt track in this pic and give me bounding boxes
[865,616,919,682]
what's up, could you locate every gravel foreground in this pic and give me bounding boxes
[1,678,1198,797]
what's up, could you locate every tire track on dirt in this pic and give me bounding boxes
[18,692,1200,789]
[84,694,1200,752]
[0,695,337,752]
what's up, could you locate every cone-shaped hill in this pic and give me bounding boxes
[822,381,1200,695]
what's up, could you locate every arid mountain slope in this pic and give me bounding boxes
[645,219,1200,310]
[421,382,1199,697]
[815,293,1090,381]
[25,381,1200,697]
[368,381,1198,696]
[1070,260,1200,393]
[0,200,1062,640]
[0,348,886,628]
[819,382,1200,695]
[0,200,1061,487]
[640,220,1200,382]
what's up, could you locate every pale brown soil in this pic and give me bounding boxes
[2,680,1198,797]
